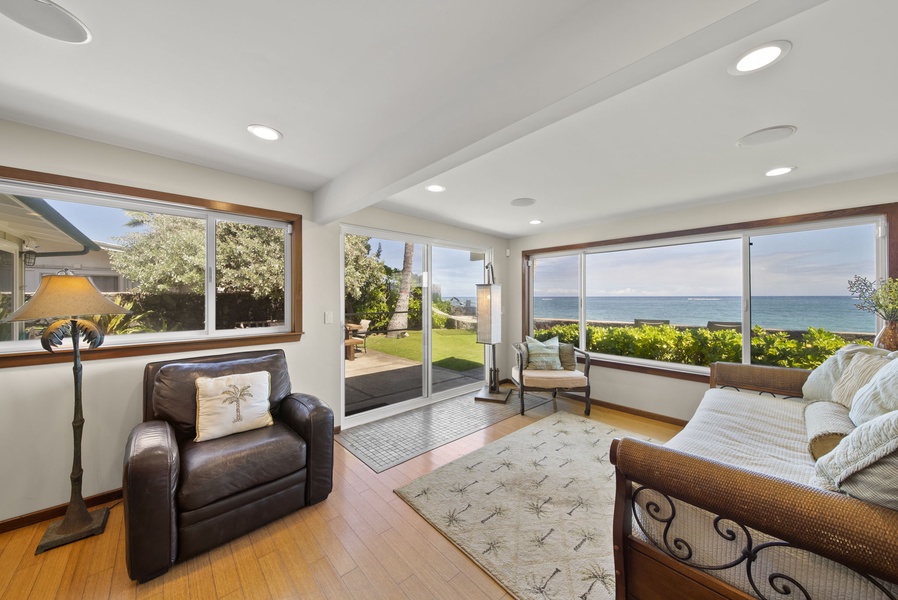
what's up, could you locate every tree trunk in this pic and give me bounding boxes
[387,243,414,338]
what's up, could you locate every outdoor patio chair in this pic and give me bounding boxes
[354,318,371,352]
[511,341,592,416]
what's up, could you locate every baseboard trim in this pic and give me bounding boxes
[591,399,688,427]
[0,489,123,534]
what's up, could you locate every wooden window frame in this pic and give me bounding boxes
[522,203,898,383]
[0,165,303,369]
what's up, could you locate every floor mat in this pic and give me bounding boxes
[335,391,552,473]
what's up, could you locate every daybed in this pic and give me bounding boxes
[611,350,898,600]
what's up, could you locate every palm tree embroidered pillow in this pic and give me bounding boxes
[194,371,273,442]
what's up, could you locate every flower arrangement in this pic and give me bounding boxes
[847,275,898,321]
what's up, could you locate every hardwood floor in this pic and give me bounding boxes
[0,398,681,599]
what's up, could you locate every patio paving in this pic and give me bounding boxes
[344,348,484,415]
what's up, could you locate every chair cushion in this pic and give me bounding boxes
[152,353,292,440]
[514,366,588,389]
[177,421,307,511]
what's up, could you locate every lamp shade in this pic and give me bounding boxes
[2,274,129,322]
[476,283,501,344]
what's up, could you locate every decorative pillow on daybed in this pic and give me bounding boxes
[195,371,273,442]
[802,344,892,403]
[830,351,892,409]
[804,401,856,460]
[814,410,898,510]
[849,357,898,426]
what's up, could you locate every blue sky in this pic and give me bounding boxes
[45,199,138,243]
[369,237,485,298]
[534,224,876,297]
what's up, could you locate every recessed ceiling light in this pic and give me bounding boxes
[765,166,796,177]
[736,125,797,148]
[0,0,91,43]
[511,197,536,207]
[247,124,282,141]
[728,41,791,75]
[529,220,542,225]
[425,184,446,192]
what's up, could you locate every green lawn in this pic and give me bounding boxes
[366,329,484,371]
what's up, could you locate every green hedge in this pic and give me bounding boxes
[532,323,867,369]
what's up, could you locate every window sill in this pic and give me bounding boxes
[587,354,711,384]
[0,332,303,368]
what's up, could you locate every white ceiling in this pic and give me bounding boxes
[2,0,896,239]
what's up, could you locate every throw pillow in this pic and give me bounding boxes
[804,401,855,460]
[195,371,273,442]
[813,410,898,510]
[525,336,562,370]
[558,343,576,371]
[849,358,898,426]
[801,344,891,402]
[830,352,892,409]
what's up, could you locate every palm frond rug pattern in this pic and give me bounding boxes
[395,411,653,600]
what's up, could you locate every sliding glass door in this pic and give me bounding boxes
[430,245,485,395]
[342,229,487,420]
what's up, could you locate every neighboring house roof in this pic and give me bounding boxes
[0,194,100,254]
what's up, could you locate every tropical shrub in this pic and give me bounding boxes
[533,323,866,369]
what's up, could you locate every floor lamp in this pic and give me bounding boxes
[2,271,128,554]
[475,263,510,403]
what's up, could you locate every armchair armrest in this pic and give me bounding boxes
[573,346,591,377]
[610,437,898,586]
[279,393,334,505]
[709,361,809,397]
[122,420,179,583]
[512,342,526,373]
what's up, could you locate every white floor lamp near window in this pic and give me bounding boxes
[2,271,128,554]
[475,263,511,403]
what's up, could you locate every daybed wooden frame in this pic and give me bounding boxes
[610,362,898,600]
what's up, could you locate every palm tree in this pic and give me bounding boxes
[222,384,253,422]
[387,242,414,338]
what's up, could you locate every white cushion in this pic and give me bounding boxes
[514,366,587,389]
[804,401,855,460]
[814,410,898,510]
[801,344,891,403]
[849,358,898,426]
[830,352,892,409]
[194,371,273,442]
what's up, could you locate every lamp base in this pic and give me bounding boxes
[474,385,511,403]
[35,506,109,555]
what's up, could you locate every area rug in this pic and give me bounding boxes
[395,411,654,600]
[336,391,552,473]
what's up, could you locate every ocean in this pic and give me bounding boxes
[531,296,875,334]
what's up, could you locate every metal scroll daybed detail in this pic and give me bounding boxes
[610,362,898,600]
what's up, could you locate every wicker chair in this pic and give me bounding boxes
[511,342,592,416]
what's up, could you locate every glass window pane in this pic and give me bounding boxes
[749,224,876,368]
[0,248,13,341]
[583,239,742,365]
[215,220,286,330]
[532,254,580,345]
[431,246,485,395]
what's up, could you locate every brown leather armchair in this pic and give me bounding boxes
[122,349,333,583]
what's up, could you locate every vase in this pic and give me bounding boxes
[877,321,898,351]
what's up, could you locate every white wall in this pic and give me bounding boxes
[507,173,898,422]
[0,121,509,522]
[0,120,340,521]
